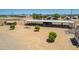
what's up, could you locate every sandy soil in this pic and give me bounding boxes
[0,24,79,50]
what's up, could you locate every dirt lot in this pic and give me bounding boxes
[0,24,79,50]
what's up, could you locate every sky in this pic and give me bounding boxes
[0,9,79,15]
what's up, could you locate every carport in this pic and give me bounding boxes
[25,20,75,28]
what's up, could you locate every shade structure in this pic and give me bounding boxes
[25,19,75,28]
[26,19,74,23]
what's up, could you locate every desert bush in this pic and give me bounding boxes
[47,32,57,43]
[10,22,16,30]
[12,22,16,25]
[34,26,40,32]
[10,24,15,30]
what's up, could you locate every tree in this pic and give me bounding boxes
[52,13,60,20]
[32,13,37,19]
[32,13,42,19]
[41,15,48,20]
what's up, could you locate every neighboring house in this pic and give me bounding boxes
[46,16,53,20]
[0,15,26,25]
[64,16,70,20]
[73,16,78,19]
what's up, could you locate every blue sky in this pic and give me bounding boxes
[0,9,79,15]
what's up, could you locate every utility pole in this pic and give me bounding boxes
[70,9,72,20]
[12,9,14,15]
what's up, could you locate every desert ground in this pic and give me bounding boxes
[0,21,79,50]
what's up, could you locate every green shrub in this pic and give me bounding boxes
[52,13,60,20]
[49,32,57,38]
[47,32,57,43]
[10,24,15,30]
[10,22,16,30]
[34,26,40,32]
[13,22,16,25]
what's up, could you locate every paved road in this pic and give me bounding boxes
[0,33,28,50]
